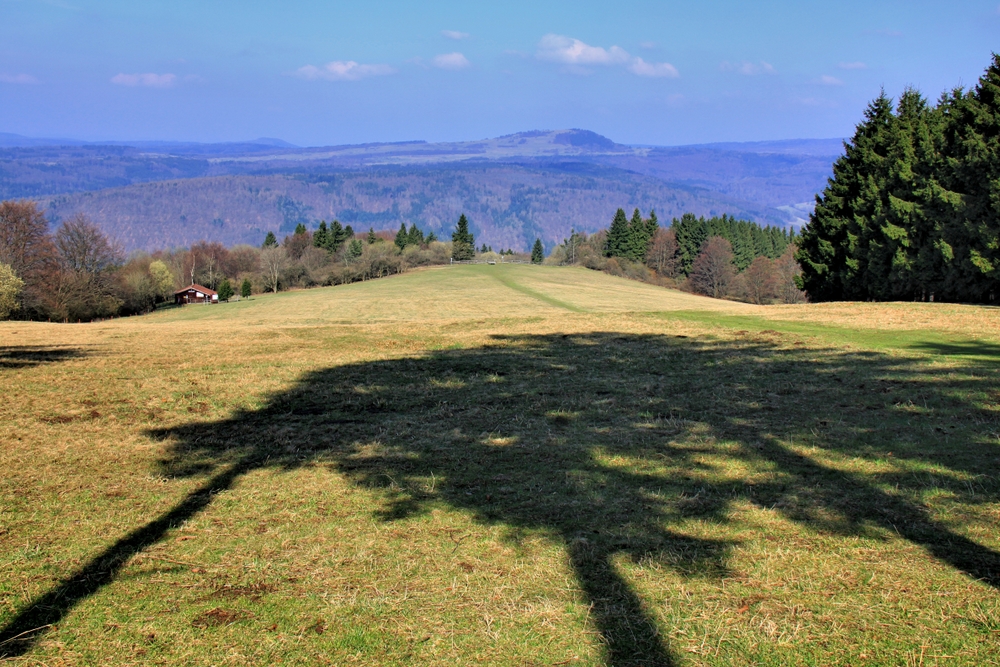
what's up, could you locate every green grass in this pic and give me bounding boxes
[1,264,999,666]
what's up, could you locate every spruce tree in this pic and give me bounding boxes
[395,223,409,250]
[329,220,347,252]
[313,221,329,249]
[344,225,355,239]
[240,278,252,299]
[217,278,234,302]
[407,223,424,247]
[262,231,278,248]
[451,214,475,260]
[627,208,647,261]
[531,238,544,264]
[605,208,630,258]
[294,223,307,235]
[347,238,363,259]
[367,227,377,244]
[797,92,894,300]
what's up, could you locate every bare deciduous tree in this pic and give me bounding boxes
[689,236,735,298]
[646,228,680,277]
[741,256,778,305]
[774,245,807,304]
[260,245,287,293]
[55,214,122,275]
[0,200,58,315]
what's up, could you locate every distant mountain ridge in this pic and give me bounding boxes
[0,129,844,251]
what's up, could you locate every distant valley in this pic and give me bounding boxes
[0,130,843,251]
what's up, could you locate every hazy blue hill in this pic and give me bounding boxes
[3,129,841,250]
[39,163,779,252]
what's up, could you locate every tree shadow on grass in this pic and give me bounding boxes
[0,345,90,369]
[3,331,1000,664]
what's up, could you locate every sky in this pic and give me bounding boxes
[1,0,999,146]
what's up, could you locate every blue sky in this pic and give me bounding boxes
[2,0,999,146]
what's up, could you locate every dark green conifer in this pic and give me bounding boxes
[605,208,630,258]
[531,238,544,264]
[451,214,475,260]
[395,223,409,250]
[313,221,329,249]
[217,278,234,302]
[262,231,278,248]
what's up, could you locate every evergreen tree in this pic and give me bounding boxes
[426,231,437,243]
[673,213,707,275]
[240,278,252,299]
[313,221,329,249]
[347,238,364,260]
[343,225,355,239]
[262,231,278,248]
[646,210,660,243]
[451,214,475,260]
[605,208,630,258]
[531,238,544,264]
[395,223,409,250]
[407,223,424,247]
[329,220,347,252]
[797,92,894,300]
[294,223,307,235]
[217,278,234,302]
[626,208,648,261]
[367,227,377,244]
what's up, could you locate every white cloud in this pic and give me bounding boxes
[536,34,629,65]
[628,57,678,78]
[0,73,39,84]
[721,60,775,75]
[294,61,396,81]
[817,74,843,86]
[441,30,470,40]
[639,41,658,50]
[432,52,471,70]
[111,72,176,87]
[838,61,867,70]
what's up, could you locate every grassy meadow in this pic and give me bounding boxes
[2,264,999,666]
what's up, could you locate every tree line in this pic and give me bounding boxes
[0,204,538,321]
[797,54,1000,303]
[547,208,803,304]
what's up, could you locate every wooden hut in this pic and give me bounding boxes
[174,284,219,305]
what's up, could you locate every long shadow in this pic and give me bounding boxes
[4,332,1000,663]
[0,345,90,369]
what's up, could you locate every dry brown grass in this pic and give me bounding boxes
[2,264,999,666]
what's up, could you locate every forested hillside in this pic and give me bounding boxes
[0,130,840,252]
[38,164,777,252]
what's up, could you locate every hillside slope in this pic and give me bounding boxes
[39,164,781,251]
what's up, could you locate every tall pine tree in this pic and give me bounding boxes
[451,214,475,260]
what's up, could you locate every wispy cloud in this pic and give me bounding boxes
[432,52,471,70]
[294,61,396,81]
[838,61,867,70]
[817,74,843,86]
[628,57,679,78]
[441,30,470,40]
[536,34,678,79]
[536,34,629,65]
[720,60,776,75]
[111,72,176,87]
[0,73,39,84]
[639,41,658,49]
